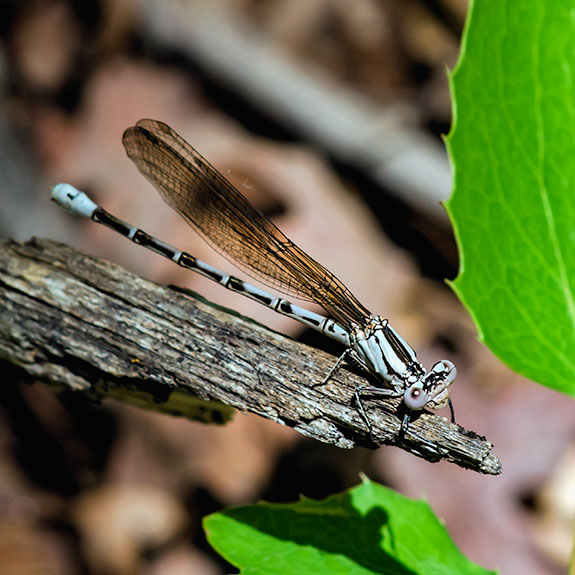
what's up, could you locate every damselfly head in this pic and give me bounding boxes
[403,360,456,411]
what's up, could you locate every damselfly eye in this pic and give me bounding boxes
[403,383,428,410]
[430,360,457,385]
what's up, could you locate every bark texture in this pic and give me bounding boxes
[0,238,501,474]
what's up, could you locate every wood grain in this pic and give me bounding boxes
[0,238,501,474]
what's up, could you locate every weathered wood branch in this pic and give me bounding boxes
[0,239,501,474]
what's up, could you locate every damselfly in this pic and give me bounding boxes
[52,119,457,439]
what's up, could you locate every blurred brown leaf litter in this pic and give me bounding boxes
[0,1,573,574]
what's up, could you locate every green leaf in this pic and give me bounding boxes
[203,477,495,575]
[446,0,575,395]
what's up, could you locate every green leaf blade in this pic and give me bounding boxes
[203,478,495,575]
[446,0,575,394]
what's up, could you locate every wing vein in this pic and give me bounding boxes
[122,119,372,328]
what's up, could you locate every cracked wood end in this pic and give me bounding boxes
[0,238,501,475]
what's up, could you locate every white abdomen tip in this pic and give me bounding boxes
[51,183,98,218]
